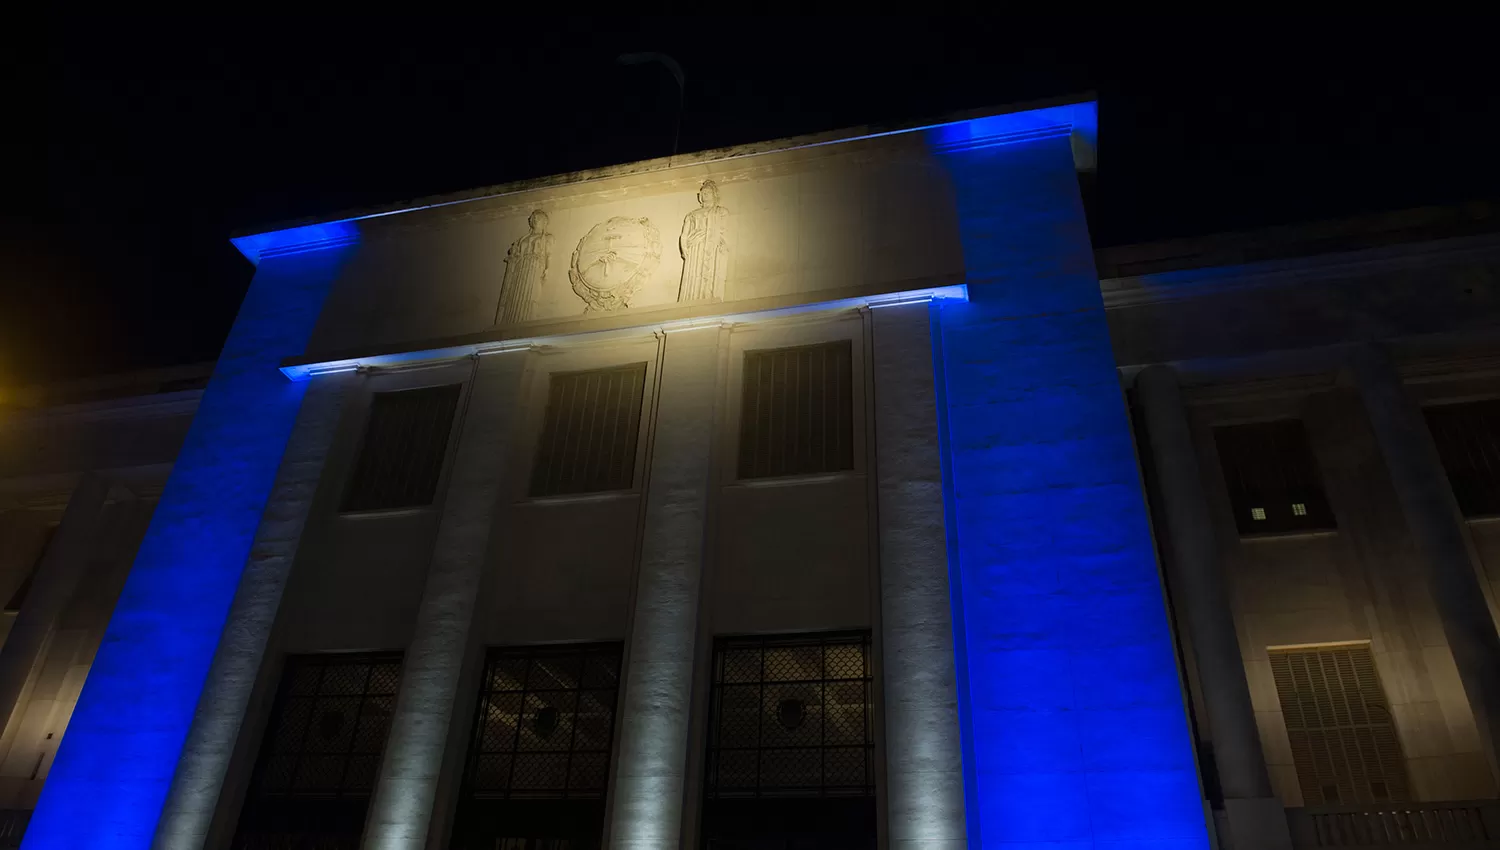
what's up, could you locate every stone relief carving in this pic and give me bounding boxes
[569,216,661,312]
[677,179,729,302]
[496,210,553,324]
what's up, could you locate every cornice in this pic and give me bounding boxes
[0,390,202,430]
[231,96,1097,264]
[1100,233,1500,310]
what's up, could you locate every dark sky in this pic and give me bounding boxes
[7,20,1499,385]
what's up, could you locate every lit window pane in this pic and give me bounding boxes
[1251,507,1267,521]
[1292,502,1307,516]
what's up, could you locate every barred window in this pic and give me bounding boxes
[706,633,874,798]
[251,653,402,797]
[738,341,854,480]
[451,645,623,850]
[463,644,622,798]
[1425,399,1500,517]
[1214,419,1335,535]
[1270,643,1408,805]
[233,653,402,850]
[343,384,461,512]
[530,364,647,498]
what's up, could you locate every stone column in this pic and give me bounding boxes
[152,372,354,850]
[606,327,723,850]
[1350,344,1500,778]
[870,301,968,850]
[0,473,109,745]
[363,351,530,850]
[1137,365,1291,849]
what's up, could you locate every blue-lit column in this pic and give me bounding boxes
[363,349,531,850]
[870,301,968,850]
[930,126,1208,849]
[24,232,355,850]
[151,371,355,850]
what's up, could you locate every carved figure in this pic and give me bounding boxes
[496,210,554,324]
[677,180,729,302]
[569,217,661,312]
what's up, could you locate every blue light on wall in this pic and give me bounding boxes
[22,238,355,849]
[929,114,1209,848]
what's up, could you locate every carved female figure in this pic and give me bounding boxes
[677,180,729,303]
[496,210,554,324]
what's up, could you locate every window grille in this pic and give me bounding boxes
[530,364,647,497]
[342,384,461,512]
[706,633,874,798]
[738,341,854,480]
[450,645,623,850]
[232,653,402,850]
[1269,643,1408,805]
[462,644,623,799]
[1424,399,1500,517]
[1213,419,1335,535]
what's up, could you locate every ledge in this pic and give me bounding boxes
[278,283,968,381]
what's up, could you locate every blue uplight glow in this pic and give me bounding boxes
[929,113,1209,848]
[230,219,359,266]
[22,245,353,849]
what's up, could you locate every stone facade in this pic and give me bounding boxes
[4,100,1500,850]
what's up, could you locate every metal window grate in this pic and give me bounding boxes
[1424,399,1500,517]
[250,653,403,798]
[343,384,461,512]
[462,644,623,800]
[1214,419,1336,535]
[530,365,647,497]
[738,342,853,480]
[706,633,874,799]
[1269,643,1409,805]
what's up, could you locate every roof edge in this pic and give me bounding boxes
[231,94,1097,265]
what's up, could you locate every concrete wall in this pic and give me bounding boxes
[300,134,962,363]
[0,387,194,812]
[1179,380,1497,808]
[274,360,476,655]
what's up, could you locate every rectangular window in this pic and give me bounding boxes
[342,384,461,512]
[1269,643,1408,805]
[701,632,876,850]
[738,341,854,480]
[1424,399,1500,517]
[1214,419,1335,535]
[530,364,648,498]
[233,653,402,849]
[451,644,623,850]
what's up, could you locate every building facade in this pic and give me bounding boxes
[3,98,1500,849]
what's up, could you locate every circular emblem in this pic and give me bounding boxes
[569,216,661,312]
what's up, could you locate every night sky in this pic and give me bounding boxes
[7,20,1499,385]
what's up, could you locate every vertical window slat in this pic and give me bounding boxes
[1269,644,1409,806]
[530,363,648,497]
[1213,419,1335,535]
[343,384,461,512]
[738,341,854,480]
[1425,399,1500,517]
